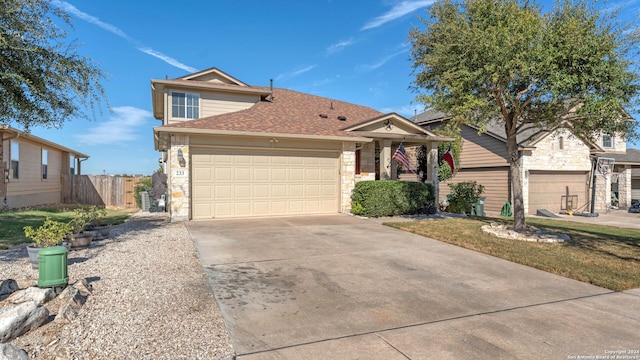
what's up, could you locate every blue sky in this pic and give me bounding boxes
[15,0,640,175]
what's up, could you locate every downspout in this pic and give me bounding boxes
[78,157,89,175]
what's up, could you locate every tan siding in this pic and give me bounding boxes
[165,89,260,124]
[200,91,260,118]
[6,138,64,208]
[440,167,510,214]
[459,126,509,168]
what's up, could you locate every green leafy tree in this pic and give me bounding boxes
[0,0,107,205]
[409,0,639,231]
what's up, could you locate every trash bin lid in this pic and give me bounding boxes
[38,245,68,256]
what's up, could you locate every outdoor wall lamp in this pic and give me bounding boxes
[177,148,186,168]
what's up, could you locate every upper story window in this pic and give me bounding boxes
[171,92,199,119]
[602,134,613,148]
[42,149,48,180]
[10,141,19,179]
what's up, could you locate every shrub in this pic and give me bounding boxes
[24,218,73,247]
[447,181,484,214]
[134,176,153,208]
[351,181,435,217]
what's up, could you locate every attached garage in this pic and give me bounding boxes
[191,148,340,219]
[528,171,590,214]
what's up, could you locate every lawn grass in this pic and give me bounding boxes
[0,206,135,250]
[385,216,640,291]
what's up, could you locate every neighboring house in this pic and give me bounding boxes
[152,67,449,221]
[0,126,88,208]
[414,110,640,215]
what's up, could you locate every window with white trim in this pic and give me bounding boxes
[171,92,199,119]
[42,149,48,180]
[602,134,613,148]
[10,142,19,179]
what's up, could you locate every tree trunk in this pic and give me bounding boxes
[0,132,5,207]
[506,132,526,231]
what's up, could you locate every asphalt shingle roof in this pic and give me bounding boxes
[162,87,384,138]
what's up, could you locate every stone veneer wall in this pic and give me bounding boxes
[617,166,632,208]
[168,134,190,222]
[521,128,592,214]
[341,143,356,213]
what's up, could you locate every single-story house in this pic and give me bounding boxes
[152,67,449,221]
[414,110,640,215]
[0,126,88,209]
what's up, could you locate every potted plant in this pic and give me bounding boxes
[84,206,111,240]
[24,218,73,268]
[68,207,96,249]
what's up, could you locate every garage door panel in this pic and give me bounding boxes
[193,168,211,181]
[193,185,211,199]
[192,148,339,219]
[272,168,287,181]
[193,203,212,218]
[214,168,232,181]
[214,185,232,199]
[234,168,251,180]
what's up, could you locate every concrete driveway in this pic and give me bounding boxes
[187,215,640,359]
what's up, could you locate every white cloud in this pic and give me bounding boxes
[326,38,355,55]
[276,65,317,81]
[357,48,409,72]
[53,1,197,73]
[361,0,434,30]
[53,1,130,40]
[74,106,153,145]
[138,47,197,73]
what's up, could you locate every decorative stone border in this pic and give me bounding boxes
[481,222,570,243]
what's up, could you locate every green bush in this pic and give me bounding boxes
[351,181,435,217]
[447,181,484,214]
[134,176,152,208]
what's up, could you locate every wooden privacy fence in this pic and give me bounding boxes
[62,175,143,209]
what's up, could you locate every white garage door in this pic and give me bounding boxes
[191,148,340,219]
[528,171,589,214]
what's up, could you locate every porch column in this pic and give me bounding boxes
[618,165,631,208]
[380,140,392,180]
[169,134,190,222]
[427,142,439,206]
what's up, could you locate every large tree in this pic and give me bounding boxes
[409,0,640,231]
[0,0,106,205]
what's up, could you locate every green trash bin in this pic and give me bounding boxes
[38,246,69,288]
[472,198,485,216]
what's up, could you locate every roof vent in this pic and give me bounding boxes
[337,116,347,121]
[319,114,328,118]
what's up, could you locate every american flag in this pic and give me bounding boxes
[392,144,415,174]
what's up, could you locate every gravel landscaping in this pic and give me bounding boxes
[0,211,235,359]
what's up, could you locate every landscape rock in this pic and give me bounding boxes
[0,343,28,360]
[0,301,49,343]
[5,287,54,306]
[71,279,92,297]
[58,285,86,307]
[0,281,19,301]
[54,303,79,324]
[481,222,569,243]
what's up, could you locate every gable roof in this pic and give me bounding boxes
[0,126,89,158]
[602,148,640,165]
[155,87,452,148]
[412,109,602,150]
